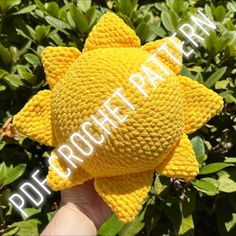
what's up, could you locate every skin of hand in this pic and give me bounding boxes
[41,180,113,235]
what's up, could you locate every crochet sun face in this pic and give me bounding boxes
[13,12,223,222]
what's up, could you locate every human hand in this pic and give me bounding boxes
[41,180,112,235]
[61,179,113,229]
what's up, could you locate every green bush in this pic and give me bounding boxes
[0,0,235,235]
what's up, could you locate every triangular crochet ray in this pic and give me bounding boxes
[47,151,93,191]
[156,133,198,181]
[41,46,81,89]
[83,12,140,52]
[13,90,57,146]
[94,170,153,223]
[178,76,224,134]
[141,37,183,74]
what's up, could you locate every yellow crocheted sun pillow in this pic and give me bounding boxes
[13,13,223,223]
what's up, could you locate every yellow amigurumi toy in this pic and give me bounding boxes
[13,12,223,223]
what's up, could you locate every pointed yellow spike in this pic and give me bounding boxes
[94,170,153,223]
[178,76,224,134]
[13,90,57,146]
[41,46,81,89]
[83,12,140,52]
[156,133,199,181]
[141,37,182,74]
[47,151,93,191]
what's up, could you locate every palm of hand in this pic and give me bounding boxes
[60,180,113,229]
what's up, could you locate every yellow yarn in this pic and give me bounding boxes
[156,133,199,180]
[94,170,153,223]
[47,151,92,190]
[41,46,81,89]
[13,12,223,223]
[52,50,183,177]
[13,90,56,146]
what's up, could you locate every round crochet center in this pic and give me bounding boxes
[51,47,184,177]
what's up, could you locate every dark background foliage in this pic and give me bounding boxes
[0,0,235,235]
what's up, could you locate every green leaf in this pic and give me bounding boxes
[201,177,219,188]
[225,157,236,163]
[3,74,24,88]
[13,5,36,15]
[155,3,169,12]
[24,53,40,65]
[178,192,195,235]
[21,208,41,220]
[182,191,196,217]
[48,30,66,46]
[180,65,195,80]
[218,175,236,193]
[35,25,50,42]
[0,44,12,65]
[205,67,227,88]
[6,164,26,185]
[85,6,97,28]
[154,176,170,197]
[172,0,184,14]
[0,69,9,79]
[214,6,226,22]
[136,23,156,43]
[47,210,57,221]
[97,214,124,236]
[217,199,236,236]
[199,163,233,175]
[17,66,34,83]
[161,10,175,33]
[0,0,21,12]
[0,85,6,91]
[191,136,205,165]
[46,2,59,17]
[204,4,214,20]
[227,2,236,12]
[34,0,47,12]
[2,226,19,236]
[118,0,138,16]
[118,13,134,29]
[179,214,194,236]
[191,179,218,196]
[0,162,8,184]
[0,164,26,185]
[223,31,236,47]
[45,15,71,31]
[118,209,145,236]
[169,10,179,30]
[69,3,89,33]
[163,199,182,231]
[7,219,40,236]
[77,0,91,12]
[215,80,229,89]
[220,90,236,104]
[0,189,11,206]
[150,24,166,37]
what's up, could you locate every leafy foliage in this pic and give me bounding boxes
[0,0,235,235]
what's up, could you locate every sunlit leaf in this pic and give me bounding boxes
[205,67,227,88]
[191,136,206,165]
[191,179,218,196]
[13,5,36,15]
[199,163,233,175]
[97,214,124,236]
[77,0,91,12]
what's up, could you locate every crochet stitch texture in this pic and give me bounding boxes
[13,12,223,223]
